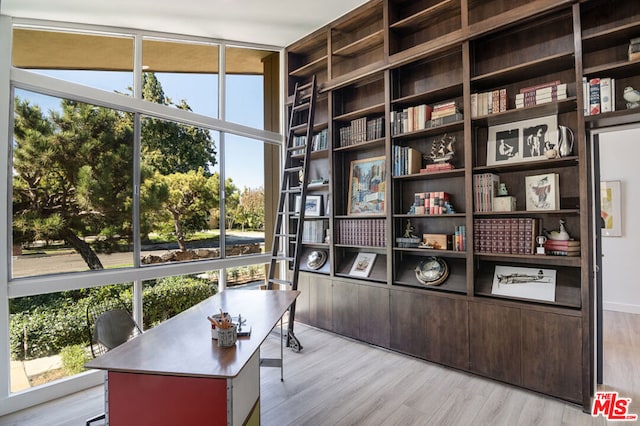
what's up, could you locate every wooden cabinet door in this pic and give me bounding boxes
[425,296,468,369]
[332,280,359,339]
[358,284,390,348]
[389,289,429,357]
[469,302,522,385]
[309,276,333,331]
[521,310,583,403]
[295,273,311,325]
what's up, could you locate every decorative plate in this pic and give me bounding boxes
[414,257,449,286]
[307,250,327,270]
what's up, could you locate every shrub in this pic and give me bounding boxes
[10,276,216,360]
[61,344,90,375]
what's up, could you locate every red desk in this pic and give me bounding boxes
[85,289,299,425]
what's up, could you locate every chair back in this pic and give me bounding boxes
[86,298,141,358]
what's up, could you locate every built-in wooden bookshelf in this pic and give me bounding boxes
[285,0,640,411]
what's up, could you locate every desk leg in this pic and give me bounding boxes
[259,315,285,381]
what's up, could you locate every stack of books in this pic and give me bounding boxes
[583,77,615,116]
[629,37,640,61]
[543,239,580,256]
[515,81,567,108]
[421,163,455,173]
[473,218,538,255]
[292,128,328,154]
[427,101,463,127]
[390,104,432,135]
[473,173,500,212]
[454,225,466,252]
[470,88,507,117]
[302,221,327,243]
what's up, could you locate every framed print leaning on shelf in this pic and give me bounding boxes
[525,172,559,211]
[349,252,377,277]
[487,115,558,166]
[347,156,386,215]
[491,265,556,302]
[600,180,622,237]
[295,195,323,216]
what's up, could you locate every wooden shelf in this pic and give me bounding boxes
[334,102,386,122]
[583,58,640,79]
[394,213,466,219]
[333,137,385,152]
[333,30,384,57]
[391,118,464,139]
[393,168,465,181]
[393,247,467,258]
[475,252,581,267]
[392,82,463,107]
[471,51,575,89]
[585,108,640,129]
[289,55,327,77]
[473,156,578,174]
[390,0,456,32]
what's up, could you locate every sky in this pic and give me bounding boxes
[16,70,266,190]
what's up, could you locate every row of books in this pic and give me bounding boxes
[335,218,386,247]
[470,89,507,117]
[302,220,327,244]
[412,191,451,215]
[473,218,538,255]
[292,128,329,153]
[338,116,384,147]
[390,101,462,135]
[629,37,640,61]
[473,173,500,212]
[390,104,432,135]
[544,239,580,257]
[584,77,615,116]
[453,225,466,252]
[393,145,422,176]
[515,81,567,108]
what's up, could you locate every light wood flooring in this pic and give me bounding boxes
[1,310,638,425]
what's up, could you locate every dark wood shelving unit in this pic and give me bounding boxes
[281,0,640,411]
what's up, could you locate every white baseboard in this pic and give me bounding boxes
[603,301,640,314]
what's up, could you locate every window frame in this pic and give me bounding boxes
[0,17,284,414]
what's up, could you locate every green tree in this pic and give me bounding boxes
[13,98,134,269]
[236,187,265,231]
[150,168,217,251]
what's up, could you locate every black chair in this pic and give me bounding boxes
[85,298,142,426]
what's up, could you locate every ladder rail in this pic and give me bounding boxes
[267,76,318,351]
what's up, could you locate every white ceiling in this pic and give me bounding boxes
[1,0,370,47]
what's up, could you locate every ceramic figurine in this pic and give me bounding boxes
[544,219,571,241]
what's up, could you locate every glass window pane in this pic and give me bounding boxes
[12,28,134,93]
[142,39,219,118]
[140,115,220,264]
[12,90,134,278]
[224,135,265,257]
[142,273,216,328]
[9,284,132,392]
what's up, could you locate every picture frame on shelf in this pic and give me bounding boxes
[600,180,622,237]
[347,156,386,215]
[525,172,560,211]
[491,265,556,302]
[487,115,558,166]
[295,195,323,216]
[349,252,377,278]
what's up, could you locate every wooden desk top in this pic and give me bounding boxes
[85,290,299,379]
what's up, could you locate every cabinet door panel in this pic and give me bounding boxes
[310,276,333,331]
[469,302,521,385]
[425,297,468,369]
[358,285,390,347]
[295,273,311,324]
[389,290,429,357]
[521,310,582,402]
[332,280,359,339]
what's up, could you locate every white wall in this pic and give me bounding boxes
[599,126,640,313]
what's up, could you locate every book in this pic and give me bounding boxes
[525,173,560,211]
[349,252,377,277]
[600,77,612,113]
[589,78,601,115]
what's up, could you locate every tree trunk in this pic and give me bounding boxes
[173,212,186,251]
[60,228,104,270]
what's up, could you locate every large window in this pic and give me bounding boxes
[4,22,281,408]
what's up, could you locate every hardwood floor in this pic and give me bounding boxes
[1,310,638,425]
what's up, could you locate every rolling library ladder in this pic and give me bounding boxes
[267,76,317,352]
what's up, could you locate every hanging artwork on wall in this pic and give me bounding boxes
[600,180,622,237]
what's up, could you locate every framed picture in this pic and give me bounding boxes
[295,195,323,216]
[600,180,622,237]
[525,172,559,211]
[487,115,558,166]
[349,252,377,277]
[491,265,556,302]
[347,156,386,215]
